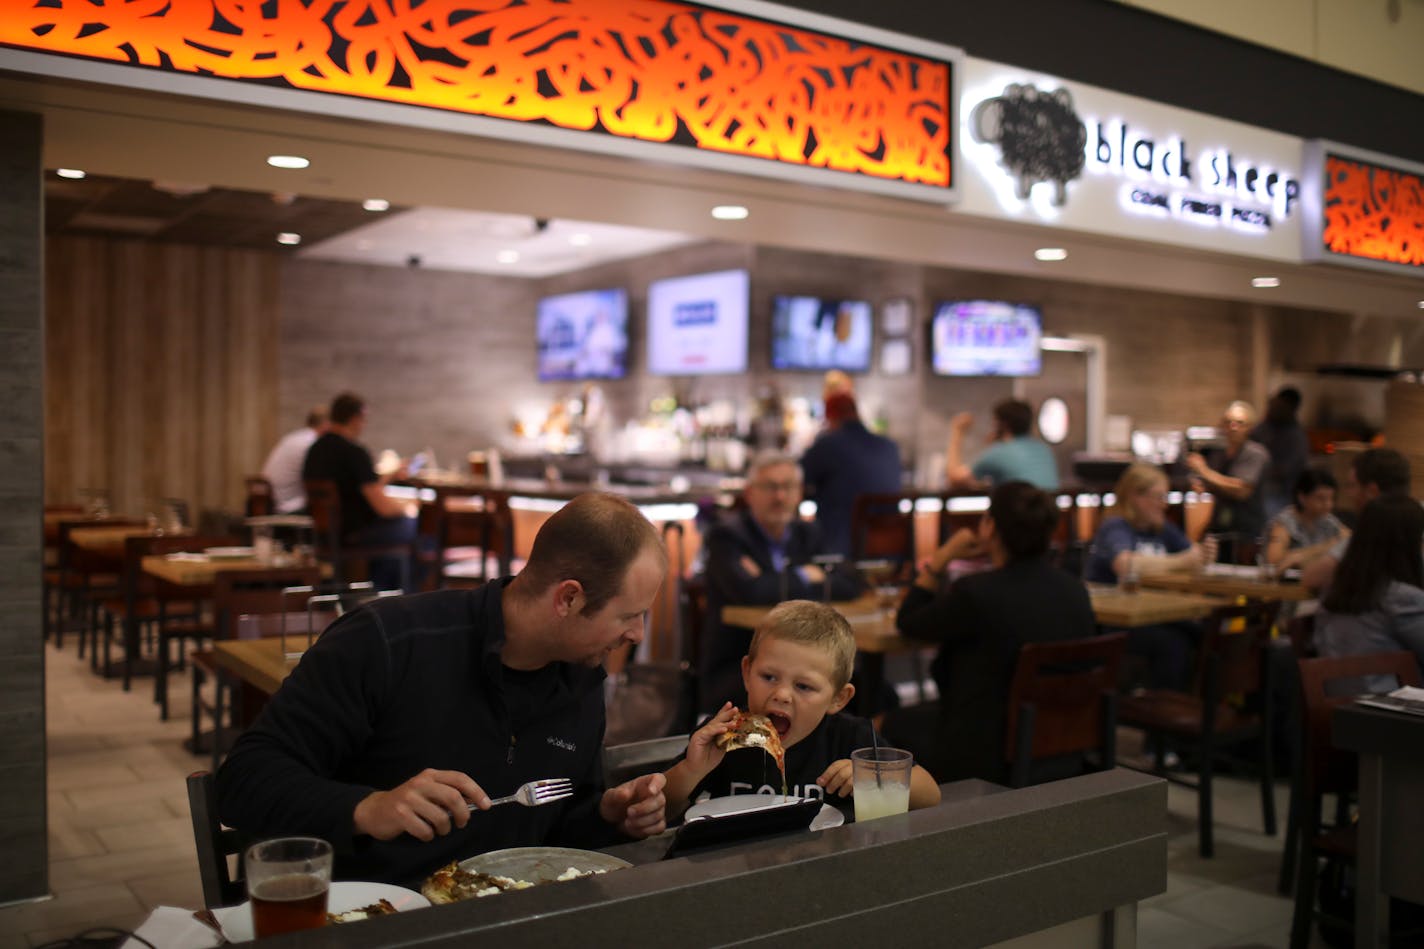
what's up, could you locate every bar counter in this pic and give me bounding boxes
[256,768,1165,947]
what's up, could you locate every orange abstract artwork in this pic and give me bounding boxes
[1322,155,1424,268]
[0,0,952,187]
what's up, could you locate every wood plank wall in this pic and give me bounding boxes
[45,236,281,520]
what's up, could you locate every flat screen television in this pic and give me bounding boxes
[646,269,750,376]
[536,287,629,381]
[930,300,1042,377]
[770,295,873,371]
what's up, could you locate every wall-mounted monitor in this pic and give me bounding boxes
[646,269,750,376]
[537,287,630,382]
[770,295,873,372]
[930,300,1042,377]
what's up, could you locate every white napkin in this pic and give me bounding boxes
[1389,686,1424,702]
[121,906,222,948]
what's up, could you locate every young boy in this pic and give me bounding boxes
[665,600,940,821]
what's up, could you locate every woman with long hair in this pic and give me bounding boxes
[1086,463,1215,584]
[1317,495,1424,675]
[1263,468,1347,572]
[1086,463,1216,690]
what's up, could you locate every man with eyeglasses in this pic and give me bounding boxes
[1185,400,1271,563]
[699,451,861,713]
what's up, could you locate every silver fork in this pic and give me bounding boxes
[470,778,574,811]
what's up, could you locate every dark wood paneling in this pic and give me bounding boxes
[45,235,281,518]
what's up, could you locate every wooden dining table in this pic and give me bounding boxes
[1086,586,1226,626]
[69,524,160,553]
[212,637,302,695]
[142,553,262,586]
[1138,570,1314,603]
[720,583,1233,713]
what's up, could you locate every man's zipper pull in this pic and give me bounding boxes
[507,735,517,765]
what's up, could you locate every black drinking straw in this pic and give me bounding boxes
[871,730,883,788]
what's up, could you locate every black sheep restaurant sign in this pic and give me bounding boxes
[956,58,1304,263]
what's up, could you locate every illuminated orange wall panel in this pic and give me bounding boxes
[0,0,953,189]
[1321,154,1424,268]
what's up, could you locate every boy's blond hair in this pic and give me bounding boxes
[748,600,856,690]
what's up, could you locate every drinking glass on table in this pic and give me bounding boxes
[851,747,913,821]
[245,837,333,936]
[1256,552,1277,583]
[1197,533,1220,572]
[1118,551,1140,594]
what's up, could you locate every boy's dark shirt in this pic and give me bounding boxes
[683,712,880,819]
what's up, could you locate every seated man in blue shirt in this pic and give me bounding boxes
[945,399,1059,492]
[700,452,861,713]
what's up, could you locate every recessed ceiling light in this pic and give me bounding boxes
[496,249,520,264]
[568,232,593,247]
[56,168,85,179]
[362,198,389,212]
[1034,247,1068,262]
[1251,276,1280,288]
[711,205,749,220]
[266,155,310,169]
[1417,301,1424,309]
[276,232,302,246]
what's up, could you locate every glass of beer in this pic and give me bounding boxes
[245,837,333,937]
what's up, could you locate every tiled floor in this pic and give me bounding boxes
[3,641,1327,947]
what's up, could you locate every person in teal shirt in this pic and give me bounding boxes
[946,399,1059,491]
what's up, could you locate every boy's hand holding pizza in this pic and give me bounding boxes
[684,702,738,773]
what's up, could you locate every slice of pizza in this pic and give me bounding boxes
[714,709,787,777]
[422,862,534,904]
[327,898,397,923]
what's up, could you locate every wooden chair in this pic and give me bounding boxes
[147,534,243,719]
[417,488,517,589]
[189,567,321,767]
[243,477,275,517]
[304,478,412,591]
[186,770,246,909]
[1282,612,1317,659]
[94,533,204,687]
[1046,489,1080,571]
[42,505,85,634]
[1118,602,1279,857]
[939,490,990,544]
[850,492,917,578]
[53,517,146,655]
[1004,633,1127,787]
[1287,651,1421,949]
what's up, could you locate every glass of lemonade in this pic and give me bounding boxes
[245,837,333,937]
[851,747,913,821]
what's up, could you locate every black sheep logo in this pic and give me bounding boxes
[971,83,1087,207]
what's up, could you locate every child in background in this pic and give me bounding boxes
[664,600,940,821]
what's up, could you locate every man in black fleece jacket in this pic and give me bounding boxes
[216,493,670,883]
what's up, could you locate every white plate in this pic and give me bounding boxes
[212,880,429,942]
[685,794,845,830]
[205,546,256,560]
[457,846,632,883]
